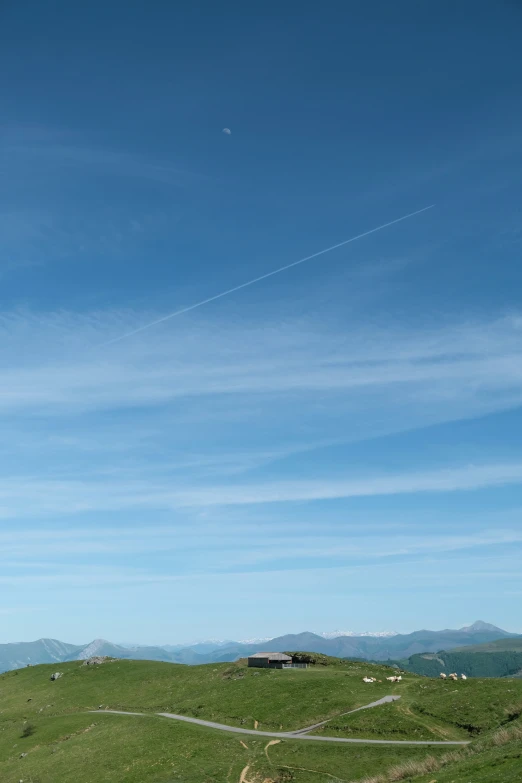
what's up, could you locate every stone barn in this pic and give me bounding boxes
[247,652,292,669]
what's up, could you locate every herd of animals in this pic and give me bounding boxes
[362,675,403,683]
[440,672,467,680]
[362,672,467,683]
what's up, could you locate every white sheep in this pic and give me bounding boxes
[461,674,467,680]
[440,673,447,679]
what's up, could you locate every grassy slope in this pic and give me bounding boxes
[0,658,404,732]
[0,712,450,783]
[1,657,522,782]
[405,677,522,734]
[312,700,466,741]
[345,723,522,783]
[417,744,522,783]
[311,675,522,742]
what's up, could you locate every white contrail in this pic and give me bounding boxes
[103,204,434,346]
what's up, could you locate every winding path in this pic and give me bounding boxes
[291,694,401,735]
[91,700,470,746]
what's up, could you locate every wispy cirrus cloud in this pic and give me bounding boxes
[0,523,520,564]
[0,460,522,519]
[0,307,521,513]
[1,306,522,623]
[0,125,205,186]
[1,308,522,493]
[1,309,522,417]
[1,546,521,591]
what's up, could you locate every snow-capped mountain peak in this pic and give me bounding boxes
[238,637,272,645]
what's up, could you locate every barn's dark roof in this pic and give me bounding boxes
[247,652,292,661]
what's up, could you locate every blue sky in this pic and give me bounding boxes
[1,0,522,644]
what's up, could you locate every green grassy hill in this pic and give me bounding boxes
[0,657,404,732]
[0,711,454,783]
[311,699,464,742]
[342,722,522,783]
[0,655,521,782]
[310,674,522,741]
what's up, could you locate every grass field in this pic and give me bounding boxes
[0,711,453,783]
[342,722,522,783]
[311,699,466,741]
[423,744,522,783]
[0,656,521,782]
[405,677,522,734]
[0,657,404,732]
[310,674,522,742]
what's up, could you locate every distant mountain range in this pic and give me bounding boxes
[0,638,176,673]
[158,630,399,649]
[0,621,519,673]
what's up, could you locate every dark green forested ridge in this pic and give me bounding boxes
[383,649,522,678]
[452,638,522,653]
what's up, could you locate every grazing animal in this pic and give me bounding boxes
[386,675,402,683]
[440,673,447,679]
[362,677,374,683]
[448,672,458,681]
[461,674,467,680]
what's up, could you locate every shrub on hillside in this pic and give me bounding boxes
[285,651,340,666]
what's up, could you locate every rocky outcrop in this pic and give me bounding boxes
[82,656,112,666]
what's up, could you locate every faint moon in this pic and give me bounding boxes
[222,128,232,135]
